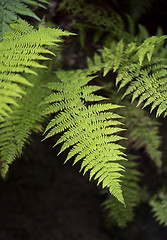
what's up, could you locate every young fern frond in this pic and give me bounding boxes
[150,192,167,227]
[103,155,142,228]
[43,69,127,204]
[0,19,71,120]
[0,0,48,39]
[0,70,51,178]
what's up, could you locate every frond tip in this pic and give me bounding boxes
[103,156,142,228]
[43,69,126,204]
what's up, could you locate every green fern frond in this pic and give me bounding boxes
[0,19,71,120]
[136,36,167,65]
[0,0,49,39]
[87,42,125,77]
[99,37,167,117]
[103,155,142,228]
[87,53,105,75]
[43,69,127,204]
[117,60,167,117]
[87,46,162,167]
[150,192,167,227]
[0,70,51,177]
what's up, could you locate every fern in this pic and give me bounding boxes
[0,19,71,120]
[1,0,166,231]
[0,0,49,39]
[103,155,142,228]
[98,37,167,117]
[87,49,162,167]
[0,70,51,177]
[150,192,167,227]
[87,52,162,167]
[43,69,127,204]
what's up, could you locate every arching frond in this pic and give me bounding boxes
[99,37,167,117]
[43,69,126,204]
[0,19,71,120]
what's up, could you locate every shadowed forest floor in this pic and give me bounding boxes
[0,136,111,240]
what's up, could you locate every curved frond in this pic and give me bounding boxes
[0,19,71,120]
[100,37,167,117]
[43,69,126,204]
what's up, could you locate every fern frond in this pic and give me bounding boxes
[43,69,127,204]
[99,37,167,117]
[0,19,71,120]
[103,155,142,228]
[117,60,167,117]
[150,192,167,227]
[87,53,104,74]
[87,45,162,167]
[0,70,51,177]
[0,0,49,39]
[136,36,167,65]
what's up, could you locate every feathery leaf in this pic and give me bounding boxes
[0,19,71,120]
[43,69,126,204]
